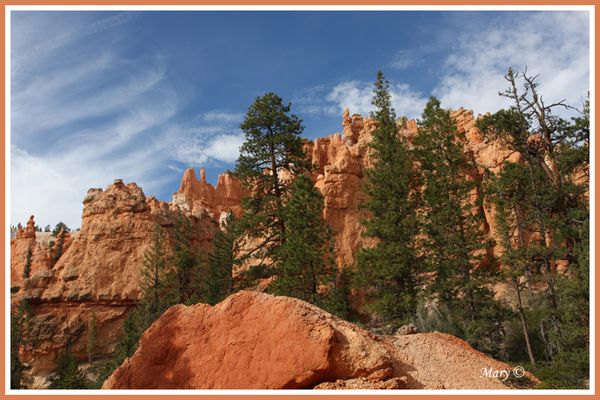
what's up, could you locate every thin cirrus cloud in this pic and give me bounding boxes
[295,81,427,119]
[10,12,244,228]
[159,111,245,167]
[10,10,589,229]
[297,11,588,120]
[433,11,590,116]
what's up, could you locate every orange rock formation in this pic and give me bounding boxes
[103,291,538,389]
[172,167,242,220]
[12,179,218,386]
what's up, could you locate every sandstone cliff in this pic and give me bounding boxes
[171,167,243,221]
[11,179,218,387]
[103,291,539,389]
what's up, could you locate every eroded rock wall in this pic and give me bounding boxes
[12,180,218,386]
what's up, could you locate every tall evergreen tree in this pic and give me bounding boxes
[234,92,307,271]
[139,223,171,323]
[206,212,240,305]
[356,71,420,326]
[414,97,505,351]
[486,162,543,366]
[168,216,200,305]
[269,174,335,307]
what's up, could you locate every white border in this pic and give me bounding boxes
[4,4,11,396]
[4,4,596,397]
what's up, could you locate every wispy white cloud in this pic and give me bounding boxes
[295,81,427,119]
[10,12,180,228]
[388,50,418,70]
[11,11,140,75]
[10,10,590,229]
[433,11,589,115]
[159,110,245,167]
[297,11,589,120]
[202,110,244,123]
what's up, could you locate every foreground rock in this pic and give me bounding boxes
[103,291,538,389]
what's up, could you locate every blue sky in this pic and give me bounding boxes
[10,10,590,228]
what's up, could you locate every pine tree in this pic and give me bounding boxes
[139,223,171,323]
[269,174,335,307]
[486,163,541,366]
[321,268,354,320]
[49,346,89,389]
[206,212,240,305]
[10,313,24,389]
[356,71,420,326]
[23,247,32,279]
[414,97,505,351]
[51,222,69,236]
[234,92,307,271]
[95,307,145,387]
[479,69,589,381]
[168,216,199,305]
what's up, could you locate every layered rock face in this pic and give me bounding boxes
[103,291,538,389]
[11,180,218,387]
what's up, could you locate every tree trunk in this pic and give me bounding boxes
[268,131,286,243]
[514,277,536,367]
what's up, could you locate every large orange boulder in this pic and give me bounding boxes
[103,291,538,390]
[103,291,392,389]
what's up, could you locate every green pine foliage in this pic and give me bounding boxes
[51,222,69,237]
[206,212,241,305]
[11,299,31,389]
[168,216,201,305]
[23,247,32,279]
[234,92,308,271]
[49,346,90,389]
[94,306,146,387]
[478,68,589,388]
[355,71,420,327]
[320,268,354,320]
[269,174,335,309]
[139,223,172,322]
[414,97,505,353]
